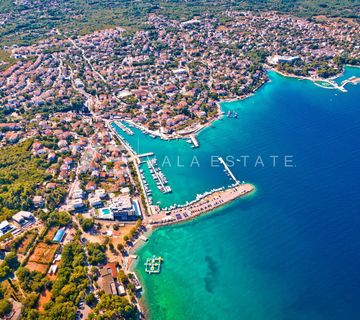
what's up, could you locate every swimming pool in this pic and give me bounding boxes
[53,227,66,242]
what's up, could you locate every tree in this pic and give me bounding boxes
[85,292,96,306]
[0,299,12,318]
[117,243,124,252]
[117,270,129,286]
[89,294,137,320]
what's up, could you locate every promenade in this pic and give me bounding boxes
[144,183,254,227]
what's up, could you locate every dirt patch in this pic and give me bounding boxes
[44,227,58,242]
[37,289,51,311]
[29,242,58,265]
[26,261,49,274]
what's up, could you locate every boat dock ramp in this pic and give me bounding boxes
[190,134,199,148]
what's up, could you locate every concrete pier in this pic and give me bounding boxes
[190,134,199,148]
[218,156,239,185]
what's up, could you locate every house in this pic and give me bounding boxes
[33,196,45,208]
[98,262,125,296]
[12,211,35,226]
[86,181,96,192]
[95,188,107,199]
[0,220,13,236]
[71,199,84,210]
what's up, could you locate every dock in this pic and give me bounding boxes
[116,121,134,135]
[138,152,154,159]
[218,156,239,185]
[190,134,199,148]
[147,158,172,193]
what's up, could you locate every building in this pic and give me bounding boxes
[98,262,125,295]
[267,55,300,65]
[89,196,103,208]
[71,198,84,210]
[0,220,13,236]
[33,196,44,208]
[72,189,84,200]
[109,194,135,220]
[12,211,35,226]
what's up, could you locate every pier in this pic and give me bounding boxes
[218,157,239,185]
[116,121,134,135]
[138,152,154,159]
[190,134,199,148]
[147,158,172,193]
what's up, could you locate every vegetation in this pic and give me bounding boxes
[41,240,89,319]
[0,251,20,279]
[0,49,17,71]
[0,298,12,318]
[0,139,67,221]
[86,242,107,265]
[0,140,47,220]
[88,293,138,320]
[16,267,51,293]
[77,214,94,232]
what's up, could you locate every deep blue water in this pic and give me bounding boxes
[127,67,360,320]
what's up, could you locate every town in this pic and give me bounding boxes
[0,7,359,320]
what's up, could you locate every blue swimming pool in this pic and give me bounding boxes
[53,227,66,242]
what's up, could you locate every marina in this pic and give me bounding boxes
[116,121,134,135]
[147,158,172,194]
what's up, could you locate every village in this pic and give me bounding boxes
[0,7,359,320]
[1,11,359,143]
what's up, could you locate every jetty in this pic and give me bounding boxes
[218,156,239,185]
[190,134,199,148]
[145,183,254,226]
[138,152,154,159]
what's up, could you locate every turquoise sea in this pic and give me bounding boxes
[115,67,360,320]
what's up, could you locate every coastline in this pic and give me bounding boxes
[267,65,360,92]
[113,65,359,319]
[110,64,360,149]
[127,183,255,319]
